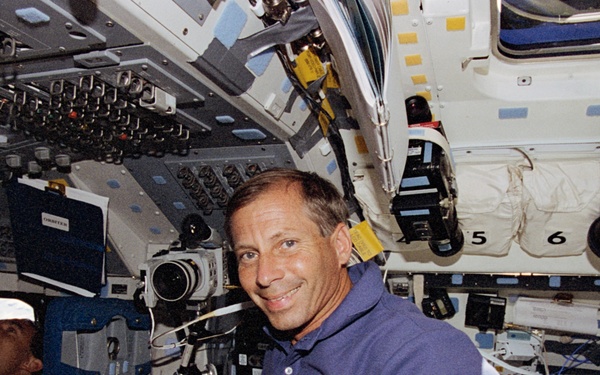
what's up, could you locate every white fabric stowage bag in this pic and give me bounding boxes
[455,163,522,256]
[518,160,600,257]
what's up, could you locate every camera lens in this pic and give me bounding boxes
[151,260,200,302]
[405,95,432,125]
[428,220,464,257]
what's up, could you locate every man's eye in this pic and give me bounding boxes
[282,240,296,249]
[239,252,257,261]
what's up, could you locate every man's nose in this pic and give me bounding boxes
[256,252,285,287]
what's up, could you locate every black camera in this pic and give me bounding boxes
[391,120,463,257]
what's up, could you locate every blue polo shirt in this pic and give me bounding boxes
[263,261,487,374]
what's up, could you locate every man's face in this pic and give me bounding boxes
[0,319,39,375]
[231,183,352,342]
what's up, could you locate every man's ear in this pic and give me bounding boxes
[331,222,353,265]
[21,355,43,374]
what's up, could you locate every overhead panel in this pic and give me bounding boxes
[0,0,141,62]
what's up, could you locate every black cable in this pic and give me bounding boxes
[274,47,365,220]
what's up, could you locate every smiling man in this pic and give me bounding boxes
[225,168,498,374]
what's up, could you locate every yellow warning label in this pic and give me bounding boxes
[324,63,340,89]
[318,98,335,135]
[293,49,326,88]
[349,221,384,261]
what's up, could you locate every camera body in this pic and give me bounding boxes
[390,121,464,257]
[139,213,228,308]
[139,246,227,308]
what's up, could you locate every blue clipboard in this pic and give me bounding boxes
[6,178,109,296]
